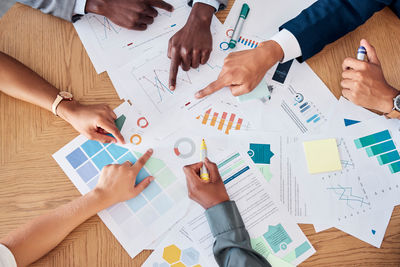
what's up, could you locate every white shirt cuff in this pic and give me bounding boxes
[192,0,220,12]
[73,0,87,15]
[270,29,302,63]
[0,244,17,267]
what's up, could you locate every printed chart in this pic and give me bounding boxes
[219,28,262,51]
[247,143,274,182]
[354,129,400,174]
[280,85,328,133]
[86,14,122,48]
[196,108,244,135]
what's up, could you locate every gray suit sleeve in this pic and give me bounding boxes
[17,0,76,21]
[187,0,228,11]
[205,201,272,267]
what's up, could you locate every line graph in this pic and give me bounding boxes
[327,185,370,208]
[87,15,122,45]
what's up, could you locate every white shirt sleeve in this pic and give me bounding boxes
[270,29,302,63]
[0,244,17,267]
[192,0,221,12]
[73,0,87,15]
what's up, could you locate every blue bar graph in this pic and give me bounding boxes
[299,102,308,109]
[377,150,400,165]
[300,105,311,113]
[306,114,318,123]
[354,130,392,149]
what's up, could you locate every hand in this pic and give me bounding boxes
[195,40,284,98]
[57,101,125,144]
[168,3,214,90]
[341,39,398,113]
[183,158,229,209]
[94,149,154,206]
[85,0,173,30]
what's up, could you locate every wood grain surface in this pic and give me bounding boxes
[0,1,400,266]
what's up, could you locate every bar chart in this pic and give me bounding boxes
[354,130,400,174]
[196,108,243,135]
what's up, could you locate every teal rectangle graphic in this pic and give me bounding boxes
[377,150,400,165]
[389,161,400,174]
[295,241,312,258]
[354,130,391,149]
[365,140,396,157]
[218,153,240,169]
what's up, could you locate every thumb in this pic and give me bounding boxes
[135,176,154,193]
[360,39,380,65]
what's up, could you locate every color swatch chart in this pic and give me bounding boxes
[196,108,243,135]
[53,134,189,257]
[354,129,400,174]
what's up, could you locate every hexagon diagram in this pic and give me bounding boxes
[163,245,181,264]
[181,247,200,266]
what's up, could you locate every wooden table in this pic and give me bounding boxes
[1,1,400,266]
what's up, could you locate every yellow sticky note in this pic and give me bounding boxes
[303,138,342,174]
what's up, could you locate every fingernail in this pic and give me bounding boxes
[149,176,155,182]
[205,157,210,162]
[170,86,175,91]
[148,148,153,154]
[195,92,201,98]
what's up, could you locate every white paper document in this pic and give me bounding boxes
[53,102,189,257]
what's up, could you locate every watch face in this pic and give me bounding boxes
[59,91,73,100]
[394,95,400,111]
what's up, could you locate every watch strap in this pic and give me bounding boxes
[52,95,64,116]
[385,109,400,119]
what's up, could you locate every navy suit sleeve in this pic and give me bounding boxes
[281,0,394,62]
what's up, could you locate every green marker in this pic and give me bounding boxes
[229,3,250,49]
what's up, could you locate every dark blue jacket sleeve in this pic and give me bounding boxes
[281,0,399,62]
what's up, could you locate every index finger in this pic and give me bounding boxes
[195,76,229,99]
[204,158,222,183]
[183,162,203,176]
[150,0,173,12]
[98,119,125,144]
[169,50,180,91]
[134,149,154,170]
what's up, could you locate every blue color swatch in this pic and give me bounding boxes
[117,152,137,165]
[107,143,129,160]
[142,181,162,200]
[92,150,114,170]
[152,193,173,215]
[81,140,103,157]
[77,161,98,182]
[66,148,87,169]
[126,194,147,212]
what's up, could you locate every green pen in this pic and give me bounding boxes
[229,3,250,49]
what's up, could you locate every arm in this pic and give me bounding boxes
[168,2,215,90]
[17,0,77,21]
[0,149,155,267]
[281,0,392,62]
[0,52,124,143]
[183,159,270,267]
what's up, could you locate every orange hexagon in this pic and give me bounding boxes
[162,245,181,264]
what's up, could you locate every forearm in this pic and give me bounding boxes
[281,0,388,61]
[206,201,271,267]
[0,189,112,266]
[0,52,60,112]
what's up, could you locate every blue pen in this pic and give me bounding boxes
[357,46,367,61]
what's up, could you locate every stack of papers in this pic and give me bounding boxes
[52,0,400,265]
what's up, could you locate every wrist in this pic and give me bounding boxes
[57,100,80,122]
[85,0,105,15]
[188,3,214,25]
[258,40,284,66]
[381,86,398,113]
[90,187,117,210]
